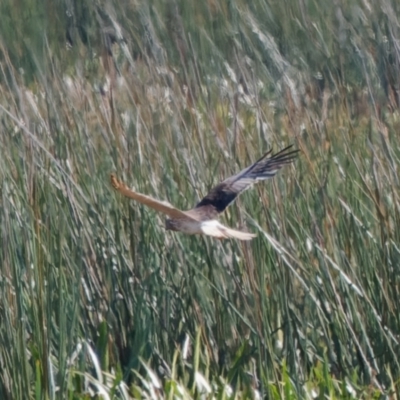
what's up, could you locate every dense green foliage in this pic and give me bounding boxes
[1,0,400,398]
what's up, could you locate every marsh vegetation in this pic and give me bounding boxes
[1,0,400,398]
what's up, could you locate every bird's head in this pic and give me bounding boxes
[165,218,179,231]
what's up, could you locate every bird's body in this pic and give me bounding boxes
[111,145,298,240]
[165,216,256,240]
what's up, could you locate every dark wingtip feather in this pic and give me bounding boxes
[246,145,299,175]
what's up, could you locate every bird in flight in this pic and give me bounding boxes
[111,145,298,240]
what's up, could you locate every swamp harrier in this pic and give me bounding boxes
[111,146,298,240]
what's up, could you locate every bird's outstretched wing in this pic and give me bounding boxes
[110,174,198,221]
[192,145,298,216]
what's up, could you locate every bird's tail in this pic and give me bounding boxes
[222,226,257,240]
[200,220,256,241]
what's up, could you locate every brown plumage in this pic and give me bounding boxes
[111,145,298,240]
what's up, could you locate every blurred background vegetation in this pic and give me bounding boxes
[1,0,400,398]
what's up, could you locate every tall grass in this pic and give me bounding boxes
[0,0,400,398]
